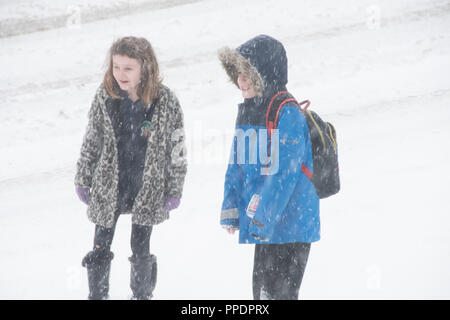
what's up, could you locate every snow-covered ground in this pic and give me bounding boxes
[0,0,449,299]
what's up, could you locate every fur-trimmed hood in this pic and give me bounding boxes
[218,35,288,97]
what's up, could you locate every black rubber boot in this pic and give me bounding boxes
[82,249,114,300]
[129,254,157,300]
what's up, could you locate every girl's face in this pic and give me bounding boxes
[237,73,256,99]
[112,54,142,96]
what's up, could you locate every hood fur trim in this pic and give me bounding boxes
[218,47,264,97]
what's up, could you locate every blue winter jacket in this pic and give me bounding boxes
[219,35,320,244]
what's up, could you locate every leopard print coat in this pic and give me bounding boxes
[75,84,187,228]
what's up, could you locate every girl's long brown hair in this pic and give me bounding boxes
[103,36,162,106]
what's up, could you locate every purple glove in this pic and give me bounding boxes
[76,186,90,205]
[163,197,180,212]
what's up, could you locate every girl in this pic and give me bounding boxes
[75,36,187,300]
[218,35,320,300]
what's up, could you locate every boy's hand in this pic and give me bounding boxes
[223,226,238,234]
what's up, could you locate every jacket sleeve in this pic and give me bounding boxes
[248,105,308,240]
[220,136,242,228]
[74,88,104,188]
[164,91,187,199]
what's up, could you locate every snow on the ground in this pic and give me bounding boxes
[0,0,449,299]
[0,0,204,37]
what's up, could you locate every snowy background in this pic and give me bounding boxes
[1,0,449,299]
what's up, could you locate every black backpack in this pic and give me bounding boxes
[266,91,340,199]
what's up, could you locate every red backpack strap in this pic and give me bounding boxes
[298,100,313,180]
[266,91,289,138]
[264,92,314,181]
[266,93,310,130]
[264,91,297,178]
[274,97,297,129]
[298,100,310,112]
[301,163,313,179]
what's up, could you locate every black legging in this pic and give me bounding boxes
[253,242,311,300]
[93,211,153,258]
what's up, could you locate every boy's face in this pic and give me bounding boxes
[112,54,142,95]
[237,73,256,99]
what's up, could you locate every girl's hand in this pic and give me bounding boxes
[164,197,181,212]
[76,186,90,205]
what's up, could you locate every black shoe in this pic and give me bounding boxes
[82,249,114,300]
[129,254,157,300]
